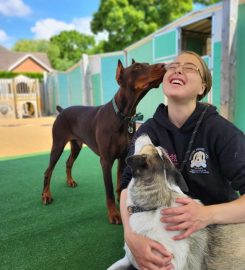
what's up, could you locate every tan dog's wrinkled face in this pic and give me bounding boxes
[126,142,189,192]
[126,144,165,182]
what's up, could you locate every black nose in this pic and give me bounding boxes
[126,155,147,169]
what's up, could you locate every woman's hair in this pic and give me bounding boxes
[179,51,212,101]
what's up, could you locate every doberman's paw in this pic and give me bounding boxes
[42,198,53,205]
[108,211,122,225]
[67,179,78,188]
[42,193,53,205]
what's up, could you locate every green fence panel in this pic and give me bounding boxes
[234,3,245,131]
[154,30,178,59]
[200,55,210,103]
[126,40,164,120]
[127,40,153,64]
[137,82,164,121]
[57,73,69,108]
[101,54,125,104]
[139,87,164,121]
[68,65,83,105]
[45,74,58,114]
[91,73,102,106]
[51,75,58,114]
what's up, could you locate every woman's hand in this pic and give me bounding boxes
[125,230,174,270]
[160,197,213,240]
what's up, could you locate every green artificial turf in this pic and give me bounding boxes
[0,148,124,270]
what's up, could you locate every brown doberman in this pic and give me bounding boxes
[42,59,166,224]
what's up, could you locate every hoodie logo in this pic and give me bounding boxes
[189,148,209,174]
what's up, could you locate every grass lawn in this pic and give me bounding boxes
[0,148,124,270]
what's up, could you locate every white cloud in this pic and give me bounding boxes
[31,18,75,40]
[0,29,9,42]
[72,17,92,36]
[0,0,31,17]
[31,17,108,43]
[73,17,108,43]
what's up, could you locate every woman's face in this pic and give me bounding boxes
[162,53,206,102]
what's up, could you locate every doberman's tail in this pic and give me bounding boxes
[56,105,64,113]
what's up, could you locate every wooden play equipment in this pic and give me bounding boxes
[0,75,41,119]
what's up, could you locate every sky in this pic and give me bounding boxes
[0,0,104,48]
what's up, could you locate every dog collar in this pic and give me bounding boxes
[128,205,157,214]
[112,97,144,134]
[112,97,129,121]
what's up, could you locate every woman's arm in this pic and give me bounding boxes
[161,124,245,240]
[208,194,245,224]
[120,188,174,270]
[161,194,245,240]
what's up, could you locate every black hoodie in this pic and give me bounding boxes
[121,102,245,205]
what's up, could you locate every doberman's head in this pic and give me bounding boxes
[116,59,166,96]
[113,59,166,121]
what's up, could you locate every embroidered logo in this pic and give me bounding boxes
[189,148,209,174]
[169,153,178,166]
[164,149,179,167]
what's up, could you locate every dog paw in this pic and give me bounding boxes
[109,212,122,225]
[42,196,53,205]
[42,191,54,205]
[67,179,78,187]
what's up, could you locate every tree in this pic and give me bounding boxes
[12,39,51,52]
[91,0,220,52]
[50,30,95,69]
[12,31,96,71]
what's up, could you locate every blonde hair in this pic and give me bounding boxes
[179,51,212,101]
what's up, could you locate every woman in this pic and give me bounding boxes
[120,51,245,270]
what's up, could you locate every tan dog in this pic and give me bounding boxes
[108,135,245,270]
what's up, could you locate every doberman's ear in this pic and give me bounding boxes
[131,59,136,64]
[116,59,124,84]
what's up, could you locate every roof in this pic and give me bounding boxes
[0,45,9,52]
[0,46,52,72]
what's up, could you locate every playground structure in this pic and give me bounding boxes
[0,75,41,119]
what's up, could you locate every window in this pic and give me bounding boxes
[16,82,30,94]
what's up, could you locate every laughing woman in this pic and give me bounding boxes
[120,51,245,270]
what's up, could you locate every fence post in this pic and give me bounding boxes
[82,54,93,105]
[220,0,239,121]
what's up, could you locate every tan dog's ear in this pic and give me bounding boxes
[116,59,124,85]
[131,59,136,64]
[163,158,189,193]
[172,170,189,193]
